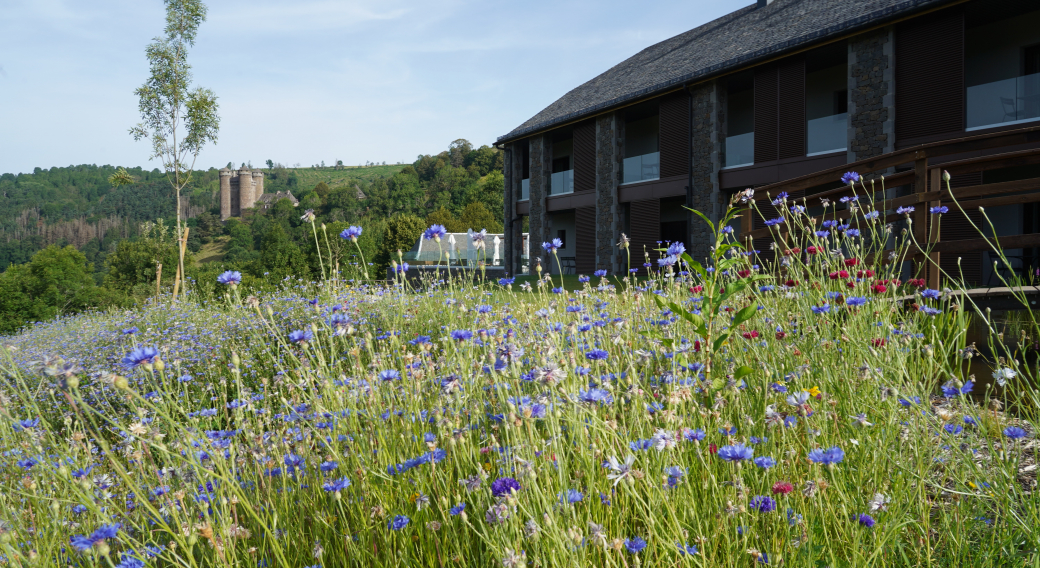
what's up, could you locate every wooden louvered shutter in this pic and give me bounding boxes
[659,92,690,178]
[573,120,596,193]
[755,64,779,163]
[938,209,983,285]
[629,199,660,274]
[895,7,964,143]
[778,57,806,160]
[575,207,596,274]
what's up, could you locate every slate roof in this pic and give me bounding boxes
[498,0,955,143]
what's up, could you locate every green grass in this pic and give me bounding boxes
[288,164,405,189]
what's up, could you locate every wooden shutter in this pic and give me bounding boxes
[629,199,660,274]
[575,206,596,274]
[659,92,690,178]
[573,120,596,193]
[938,209,983,285]
[895,7,964,143]
[778,57,806,160]
[754,64,779,163]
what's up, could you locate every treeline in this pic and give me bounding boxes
[0,139,506,333]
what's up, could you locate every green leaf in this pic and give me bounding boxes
[712,332,730,353]
[731,304,758,327]
[681,254,709,280]
[733,366,755,382]
[669,301,705,328]
[685,207,715,234]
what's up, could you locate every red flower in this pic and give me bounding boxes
[871,338,887,347]
[907,278,925,289]
[846,281,856,289]
[772,481,794,495]
[871,284,887,294]
[829,270,849,280]
[785,279,799,287]
[737,270,751,278]
[690,285,703,294]
[807,246,819,255]
[775,331,787,340]
[856,269,875,278]
[708,443,718,455]
[693,341,702,352]
[742,330,760,339]
[844,258,860,267]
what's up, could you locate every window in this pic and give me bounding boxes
[805,43,848,155]
[520,141,530,201]
[965,8,1040,130]
[622,102,660,184]
[724,71,754,167]
[550,138,573,195]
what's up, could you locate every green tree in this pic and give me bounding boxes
[258,223,309,281]
[426,207,463,233]
[129,0,220,297]
[266,159,274,170]
[376,214,425,272]
[313,182,331,202]
[457,201,503,233]
[104,223,184,295]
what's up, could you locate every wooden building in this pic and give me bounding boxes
[498,0,1040,285]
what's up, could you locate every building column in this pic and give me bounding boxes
[595,113,622,273]
[689,81,722,263]
[528,134,552,275]
[503,145,515,274]
[848,26,895,163]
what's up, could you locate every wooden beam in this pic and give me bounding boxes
[930,232,1040,253]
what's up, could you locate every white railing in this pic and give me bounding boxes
[551,170,574,195]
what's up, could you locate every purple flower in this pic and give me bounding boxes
[717,443,754,462]
[624,537,647,554]
[929,205,948,215]
[750,495,777,512]
[15,418,40,430]
[562,489,583,503]
[451,329,473,341]
[841,171,861,185]
[498,277,515,286]
[578,388,613,405]
[388,515,410,530]
[666,242,686,256]
[845,296,868,307]
[896,206,915,215]
[217,270,241,285]
[858,513,876,528]
[423,224,447,241]
[449,503,466,515]
[378,369,400,381]
[585,349,608,361]
[340,226,363,241]
[754,456,776,469]
[542,238,563,253]
[764,217,784,227]
[322,477,351,492]
[594,269,607,277]
[807,446,845,465]
[491,477,521,497]
[943,424,963,435]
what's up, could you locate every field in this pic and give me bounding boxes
[288,164,405,188]
[0,189,1038,567]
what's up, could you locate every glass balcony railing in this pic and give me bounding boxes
[807,112,848,155]
[724,133,754,168]
[520,178,529,201]
[550,170,573,195]
[622,152,660,184]
[967,72,1040,131]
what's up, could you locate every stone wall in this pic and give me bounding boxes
[502,145,516,274]
[595,113,622,273]
[848,27,895,162]
[689,81,722,262]
[528,134,551,275]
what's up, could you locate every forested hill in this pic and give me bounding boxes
[0,139,505,274]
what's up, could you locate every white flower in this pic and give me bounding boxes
[869,493,890,512]
[993,367,1016,387]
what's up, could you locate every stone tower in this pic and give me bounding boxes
[237,165,253,212]
[219,167,232,220]
[250,170,264,207]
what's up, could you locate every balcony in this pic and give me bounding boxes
[724,133,754,168]
[622,152,660,184]
[967,72,1040,131]
[550,170,573,195]
[520,178,529,201]
[807,112,848,156]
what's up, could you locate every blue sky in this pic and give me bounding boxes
[0,0,747,175]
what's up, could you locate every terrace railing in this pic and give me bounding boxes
[738,124,1040,289]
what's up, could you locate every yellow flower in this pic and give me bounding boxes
[807,386,821,398]
[409,492,420,503]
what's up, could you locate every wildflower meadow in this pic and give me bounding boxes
[0,174,1037,567]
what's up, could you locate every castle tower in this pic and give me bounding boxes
[219,167,232,220]
[238,165,253,213]
[251,170,264,204]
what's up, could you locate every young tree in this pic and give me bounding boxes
[129,0,219,299]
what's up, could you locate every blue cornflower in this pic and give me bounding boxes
[320,461,339,473]
[423,224,447,241]
[15,417,40,430]
[683,428,706,442]
[754,456,776,469]
[841,171,861,185]
[845,296,868,307]
[764,217,784,227]
[388,515,410,530]
[498,277,515,286]
[750,495,777,512]
[717,443,754,462]
[490,477,521,497]
[814,230,830,238]
[930,205,948,215]
[340,226,363,241]
[378,369,400,381]
[17,458,37,469]
[449,503,466,515]
[919,306,942,316]
[542,238,563,253]
[840,195,859,203]
[864,210,880,219]
[121,326,138,335]
[790,205,806,214]
[578,275,590,283]
[677,542,698,556]
[322,477,351,493]
[943,424,963,435]
[666,242,686,256]
[1004,426,1028,439]
[921,288,941,300]
[722,226,734,234]
[846,228,861,237]
[283,453,306,472]
[771,192,789,206]
[585,349,609,361]
[896,206,915,215]
[450,329,473,341]
[624,537,647,554]
[121,346,159,369]
[288,329,313,344]
[115,553,145,568]
[858,513,876,528]
[594,269,608,277]
[811,304,831,314]
[562,489,584,503]
[807,446,845,465]
[216,270,241,285]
